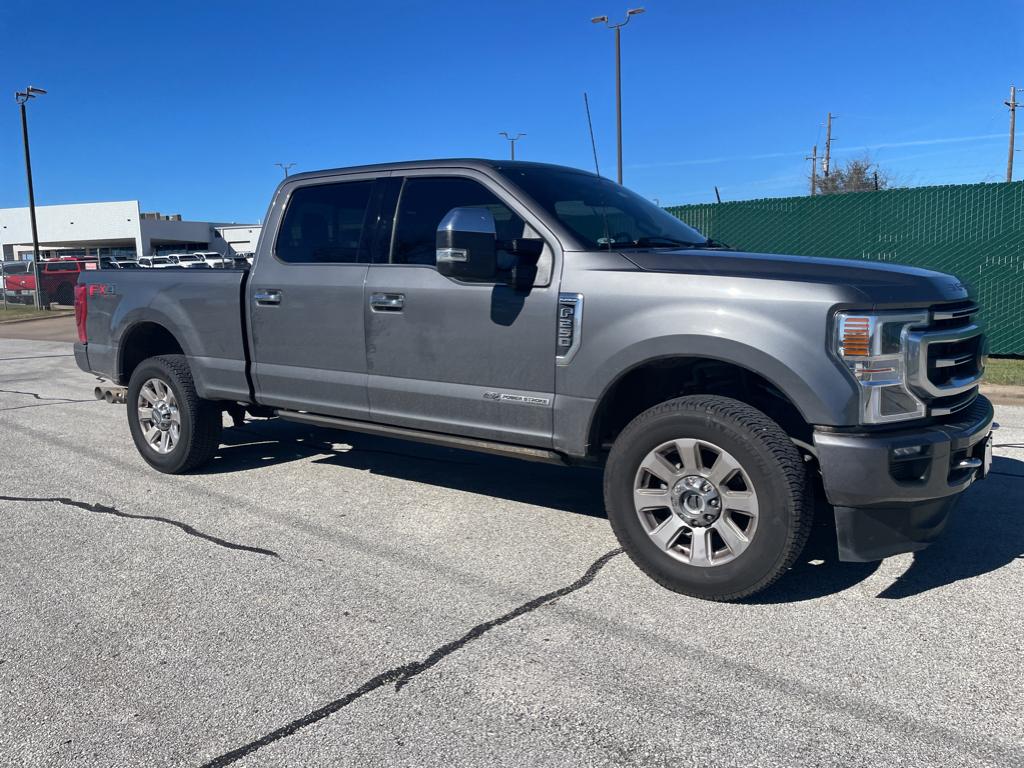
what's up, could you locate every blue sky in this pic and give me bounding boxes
[1,0,1021,223]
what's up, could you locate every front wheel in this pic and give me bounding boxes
[604,395,812,601]
[127,355,222,473]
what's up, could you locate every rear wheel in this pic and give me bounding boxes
[604,395,812,601]
[127,355,221,473]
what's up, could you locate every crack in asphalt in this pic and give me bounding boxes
[0,387,79,402]
[0,495,280,559]
[200,547,624,767]
[0,399,96,412]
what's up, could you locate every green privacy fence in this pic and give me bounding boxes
[666,182,1024,355]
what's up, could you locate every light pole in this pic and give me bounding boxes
[15,85,47,310]
[591,7,644,185]
[498,132,525,160]
[274,162,296,178]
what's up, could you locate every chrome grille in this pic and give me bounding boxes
[905,301,984,408]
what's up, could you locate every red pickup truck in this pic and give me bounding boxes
[3,257,97,305]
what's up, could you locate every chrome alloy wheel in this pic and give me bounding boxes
[633,438,759,567]
[137,377,181,455]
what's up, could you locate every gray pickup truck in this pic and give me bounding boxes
[74,159,993,601]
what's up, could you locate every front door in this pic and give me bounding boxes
[249,174,380,419]
[364,172,560,447]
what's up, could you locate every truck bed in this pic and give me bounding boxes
[77,269,252,403]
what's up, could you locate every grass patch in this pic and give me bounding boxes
[0,304,73,322]
[985,357,1024,387]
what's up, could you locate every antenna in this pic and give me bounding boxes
[583,92,601,176]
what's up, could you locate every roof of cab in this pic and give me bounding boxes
[283,158,598,183]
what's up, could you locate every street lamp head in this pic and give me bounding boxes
[15,85,47,104]
[627,7,645,15]
[591,15,608,23]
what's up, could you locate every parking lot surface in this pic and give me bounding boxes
[1,337,1022,767]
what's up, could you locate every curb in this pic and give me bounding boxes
[0,311,75,325]
[981,384,1024,407]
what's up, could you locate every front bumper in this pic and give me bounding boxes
[814,396,994,561]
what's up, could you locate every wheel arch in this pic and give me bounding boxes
[116,320,187,385]
[587,353,816,457]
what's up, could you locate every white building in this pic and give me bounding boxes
[0,200,261,261]
[215,224,261,255]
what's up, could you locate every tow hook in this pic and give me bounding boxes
[94,385,127,405]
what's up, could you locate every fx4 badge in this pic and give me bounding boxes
[483,392,551,406]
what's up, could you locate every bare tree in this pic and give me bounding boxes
[813,155,893,195]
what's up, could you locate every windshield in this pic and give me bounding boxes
[498,166,707,250]
[2,263,29,275]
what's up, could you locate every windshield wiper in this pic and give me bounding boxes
[626,236,705,249]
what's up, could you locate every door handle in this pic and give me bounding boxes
[370,292,405,312]
[254,289,282,305]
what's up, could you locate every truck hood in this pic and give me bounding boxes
[619,248,970,305]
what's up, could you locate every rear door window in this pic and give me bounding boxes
[276,180,374,264]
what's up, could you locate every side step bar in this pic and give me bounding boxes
[276,409,568,465]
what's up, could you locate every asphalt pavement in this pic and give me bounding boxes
[1,337,1021,767]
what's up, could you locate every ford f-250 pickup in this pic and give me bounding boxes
[74,160,993,601]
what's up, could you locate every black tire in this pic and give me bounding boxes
[127,354,222,474]
[604,395,812,601]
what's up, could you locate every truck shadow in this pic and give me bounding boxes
[203,418,607,518]
[204,419,1024,602]
[873,456,1024,599]
[751,455,1024,603]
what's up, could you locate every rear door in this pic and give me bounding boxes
[248,172,384,419]
[363,170,561,447]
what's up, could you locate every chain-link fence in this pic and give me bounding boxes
[667,181,1024,355]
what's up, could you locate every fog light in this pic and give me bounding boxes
[892,445,924,457]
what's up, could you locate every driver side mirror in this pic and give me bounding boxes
[436,207,498,281]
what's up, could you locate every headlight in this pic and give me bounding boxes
[833,311,930,424]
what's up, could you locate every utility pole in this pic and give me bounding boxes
[822,112,835,178]
[274,162,295,178]
[15,85,47,311]
[806,144,818,195]
[1006,85,1021,182]
[498,132,525,160]
[591,8,645,184]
